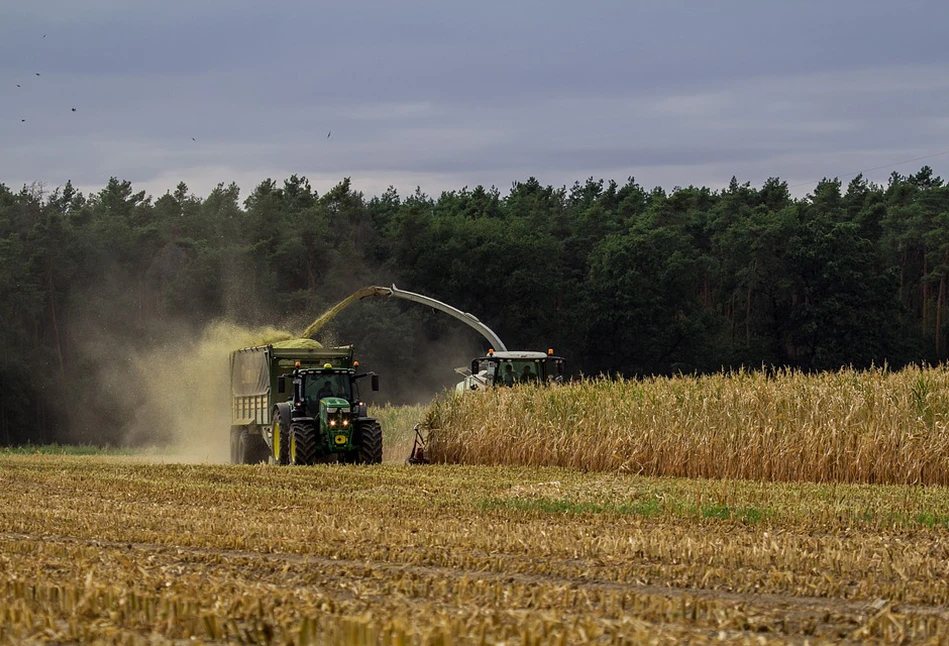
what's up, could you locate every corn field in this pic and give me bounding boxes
[425,365,949,485]
[375,403,427,463]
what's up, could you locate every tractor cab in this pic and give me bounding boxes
[274,360,381,463]
[458,349,565,391]
[278,361,379,420]
[302,370,353,414]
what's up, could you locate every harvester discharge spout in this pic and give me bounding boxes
[300,284,507,353]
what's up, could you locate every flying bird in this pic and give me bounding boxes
[16,84,20,88]
[191,137,196,142]
[21,119,25,122]
[71,108,76,112]
[327,131,331,138]
[34,72,40,76]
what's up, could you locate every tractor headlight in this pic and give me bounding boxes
[329,420,337,427]
[342,419,349,427]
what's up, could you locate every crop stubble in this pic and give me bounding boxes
[1,456,948,644]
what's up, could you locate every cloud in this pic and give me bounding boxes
[3,2,949,201]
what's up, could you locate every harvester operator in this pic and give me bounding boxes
[500,363,517,386]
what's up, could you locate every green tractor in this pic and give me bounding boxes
[273,359,382,465]
[229,342,382,466]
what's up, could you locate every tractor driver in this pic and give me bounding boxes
[316,380,334,400]
[520,365,537,382]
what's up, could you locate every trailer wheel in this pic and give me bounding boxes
[238,430,268,464]
[357,420,383,465]
[230,427,242,464]
[253,436,271,463]
[237,429,249,464]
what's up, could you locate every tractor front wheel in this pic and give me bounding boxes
[289,421,317,466]
[357,420,383,465]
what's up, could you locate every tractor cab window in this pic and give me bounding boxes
[492,360,543,386]
[496,361,518,386]
[304,373,352,403]
[518,361,541,383]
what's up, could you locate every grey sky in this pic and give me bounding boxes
[3,1,949,201]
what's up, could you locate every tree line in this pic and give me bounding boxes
[0,168,946,445]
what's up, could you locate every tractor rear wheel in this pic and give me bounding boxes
[272,407,289,465]
[290,421,317,466]
[357,420,383,464]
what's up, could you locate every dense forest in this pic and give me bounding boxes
[1,168,947,446]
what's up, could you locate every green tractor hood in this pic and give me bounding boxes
[320,397,354,451]
[320,397,351,410]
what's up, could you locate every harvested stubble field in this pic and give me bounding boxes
[2,455,949,644]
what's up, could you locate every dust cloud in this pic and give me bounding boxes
[67,281,494,463]
[122,321,295,463]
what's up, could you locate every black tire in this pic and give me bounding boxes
[357,420,383,465]
[252,436,271,463]
[290,421,318,466]
[272,407,289,465]
[239,430,269,464]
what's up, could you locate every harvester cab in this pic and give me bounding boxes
[458,349,565,392]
